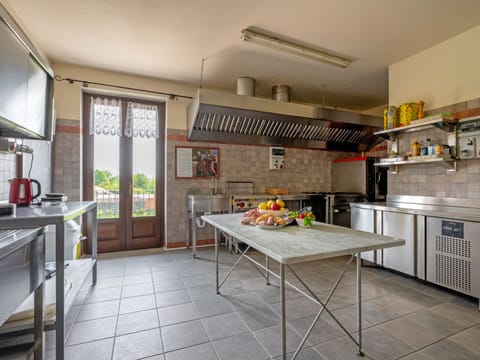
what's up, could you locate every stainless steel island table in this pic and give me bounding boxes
[0,201,97,360]
[202,213,405,360]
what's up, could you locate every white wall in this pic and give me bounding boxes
[389,25,480,110]
[53,62,195,130]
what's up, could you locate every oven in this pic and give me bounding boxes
[307,193,329,223]
[330,193,367,228]
[307,192,366,227]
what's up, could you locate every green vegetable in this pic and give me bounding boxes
[289,211,315,226]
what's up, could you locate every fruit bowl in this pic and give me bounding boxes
[258,209,289,216]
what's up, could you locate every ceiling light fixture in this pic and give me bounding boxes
[240,28,351,68]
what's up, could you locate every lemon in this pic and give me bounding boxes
[276,199,285,208]
[258,202,268,210]
[266,200,274,209]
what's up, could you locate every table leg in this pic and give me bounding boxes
[90,206,98,285]
[215,229,219,294]
[357,252,364,356]
[280,263,286,360]
[265,256,270,285]
[192,215,197,258]
[33,281,44,359]
[55,221,65,360]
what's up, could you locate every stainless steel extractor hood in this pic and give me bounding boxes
[187,88,384,152]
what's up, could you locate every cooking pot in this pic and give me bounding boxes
[9,178,41,206]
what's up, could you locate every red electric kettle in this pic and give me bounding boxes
[9,178,41,206]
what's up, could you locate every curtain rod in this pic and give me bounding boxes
[54,75,193,100]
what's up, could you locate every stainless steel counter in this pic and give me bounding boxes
[0,201,98,360]
[350,195,480,222]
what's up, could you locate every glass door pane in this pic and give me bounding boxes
[94,134,120,219]
[132,137,156,217]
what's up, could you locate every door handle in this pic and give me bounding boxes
[129,183,132,196]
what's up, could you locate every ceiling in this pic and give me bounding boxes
[5,0,480,110]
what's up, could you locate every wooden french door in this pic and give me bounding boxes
[83,93,165,253]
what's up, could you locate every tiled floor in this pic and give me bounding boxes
[46,247,480,360]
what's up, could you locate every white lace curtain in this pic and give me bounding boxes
[89,97,122,136]
[124,102,159,138]
[89,97,159,138]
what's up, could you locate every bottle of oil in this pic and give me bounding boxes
[412,139,420,156]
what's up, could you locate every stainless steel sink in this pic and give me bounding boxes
[186,194,230,257]
[187,194,230,213]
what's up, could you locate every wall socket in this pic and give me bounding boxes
[0,139,14,153]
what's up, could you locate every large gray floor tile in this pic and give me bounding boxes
[94,276,124,289]
[119,294,156,314]
[116,308,160,335]
[272,347,326,360]
[407,339,480,360]
[165,342,217,360]
[66,316,117,345]
[361,326,414,360]
[123,272,153,285]
[60,338,114,360]
[154,278,186,293]
[152,270,181,281]
[77,300,120,322]
[212,332,269,360]
[427,301,480,326]
[315,336,375,360]
[253,324,303,358]
[289,316,344,346]
[113,328,163,359]
[157,302,199,326]
[378,311,462,350]
[236,304,281,331]
[122,282,155,298]
[202,311,249,340]
[84,287,122,304]
[161,319,209,352]
[193,295,234,318]
[186,283,218,301]
[448,324,480,355]
[181,274,215,288]
[269,297,320,321]
[156,289,191,308]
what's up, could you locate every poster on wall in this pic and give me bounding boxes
[175,146,219,178]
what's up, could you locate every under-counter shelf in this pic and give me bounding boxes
[0,259,96,334]
[374,114,457,139]
[375,156,457,173]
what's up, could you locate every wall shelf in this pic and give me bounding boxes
[374,156,457,173]
[374,114,457,140]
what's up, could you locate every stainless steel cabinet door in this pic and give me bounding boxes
[382,211,415,276]
[351,207,377,263]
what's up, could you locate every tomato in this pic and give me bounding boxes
[297,213,306,219]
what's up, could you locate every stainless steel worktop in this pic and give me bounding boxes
[0,201,97,229]
[350,195,480,222]
[230,193,311,200]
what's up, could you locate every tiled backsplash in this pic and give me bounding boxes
[52,119,82,200]
[0,152,16,201]
[165,129,356,248]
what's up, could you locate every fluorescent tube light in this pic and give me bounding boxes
[241,29,351,68]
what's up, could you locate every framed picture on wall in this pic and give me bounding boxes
[175,146,220,178]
